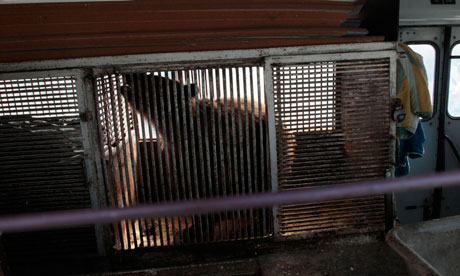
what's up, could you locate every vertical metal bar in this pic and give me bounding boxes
[103,75,129,249]
[162,73,180,245]
[257,67,267,237]
[186,70,202,244]
[230,68,242,239]
[99,76,123,250]
[264,61,280,238]
[200,69,214,241]
[243,67,255,238]
[193,69,209,242]
[120,74,144,248]
[178,70,195,243]
[149,73,167,246]
[126,73,150,248]
[215,68,228,240]
[115,75,138,249]
[136,73,156,247]
[235,67,246,239]
[165,72,183,244]
[387,53,398,231]
[222,68,236,240]
[171,71,188,242]
[76,70,111,255]
[154,73,173,246]
[249,67,259,237]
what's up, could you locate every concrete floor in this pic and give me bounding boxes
[91,239,409,276]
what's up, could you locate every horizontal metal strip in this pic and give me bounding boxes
[276,64,389,75]
[277,129,389,141]
[274,86,390,98]
[280,201,385,215]
[280,225,385,237]
[274,104,388,116]
[0,137,82,147]
[274,97,389,110]
[0,98,78,106]
[0,118,80,125]
[276,124,390,137]
[0,184,89,194]
[279,207,384,224]
[279,219,385,234]
[0,131,82,140]
[0,145,80,154]
[277,140,390,155]
[275,71,389,83]
[275,124,389,135]
[279,216,385,231]
[278,159,389,177]
[278,164,388,180]
[0,202,91,212]
[279,212,385,228]
[1,164,83,173]
[274,73,390,85]
[279,197,384,212]
[277,145,389,161]
[279,168,386,183]
[0,123,81,131]
[1,196,91,206]
[0,203,91,215]
[1,162,83,170]
[278,174,387,189]
[275,65,389,75]
[278,154,389,171]
[0,147,83,156]
[0,177,86,186]
[277,148,389,165]
[279,175,385,189]
[276,59,389,68]
[0,152,84,161]
[1,193,91,202]
[277,134,390,149]
[279,218,385,233]
[2,170,85,180]
[274,92,389,104]
[0,91,77,99]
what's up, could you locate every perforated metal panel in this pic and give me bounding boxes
[271,57,392,237]
[95,66,272,249]
[0,76,98,273]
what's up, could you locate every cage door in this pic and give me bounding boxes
[265,51,397,238]
[95,66,272,249]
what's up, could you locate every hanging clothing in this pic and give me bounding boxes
[396,43,433,139]
[395,120,426,177]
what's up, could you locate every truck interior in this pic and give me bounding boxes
[0,0,459,275]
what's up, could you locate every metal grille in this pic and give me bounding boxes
[0,76,98,270]
[273,58,391,237]
[96,66,272,249]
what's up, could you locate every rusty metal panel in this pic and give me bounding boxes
[271,56,392,237]
[0,0,374,62]
[0,75,98,272]
[95,65,272,249]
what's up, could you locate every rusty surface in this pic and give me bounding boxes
[0,0,374,62]
[272,58,391,237]
[0,37,384,63]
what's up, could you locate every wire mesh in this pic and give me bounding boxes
[273,58,391,236]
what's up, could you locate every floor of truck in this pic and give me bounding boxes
[91,239,409,276]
